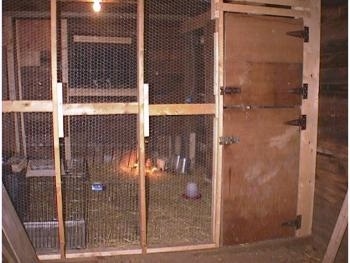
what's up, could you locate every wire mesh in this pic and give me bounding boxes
[144,0,214,246]
[3,0,215,253]
[146,115,213,247]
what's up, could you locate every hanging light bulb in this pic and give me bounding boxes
[92,0,101,12]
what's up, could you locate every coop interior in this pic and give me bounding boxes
[2,0,216,255]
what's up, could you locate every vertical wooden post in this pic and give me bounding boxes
[137,0,147,254]
[51,0,66,258]
[15,21,27,157]
[212,0,224,247]
[61,19,72,161]
[4,17,21,154]
[296,0,321,237]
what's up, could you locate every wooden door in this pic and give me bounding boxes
[222,14,304,245]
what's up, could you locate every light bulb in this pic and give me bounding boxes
[92,0,101,12]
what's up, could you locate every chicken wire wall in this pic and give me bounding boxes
[3,0,215,253]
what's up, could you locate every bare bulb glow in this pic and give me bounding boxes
[92,0,101,12]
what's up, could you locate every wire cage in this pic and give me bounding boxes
[3,0,215,254]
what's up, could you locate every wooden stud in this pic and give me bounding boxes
[61,19,72,161]
[38,249,142,260]
[137,0,147,254]
[222,3,308,18]
[68,88,137,97]
[149,104,215,116]
[51,0,66,258]
[4,11,184,21]
[73,35,132,44]
[216,1,225,246]
[2,101,216,116]
[224,0,307,7]
[147,243,216,254]
[296,0,321,238]
[15,20,27,157]
[2,186,40,263]
[4,17,21,154]
[2,100,53,112]
[322,191,348,263]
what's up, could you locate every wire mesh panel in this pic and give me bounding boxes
[146,115,213,247]
[145,0,214,247]
[63,114,139,249]
[60,1,138,103]
[145,0,213,104]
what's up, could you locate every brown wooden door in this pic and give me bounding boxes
[222,14,304,245]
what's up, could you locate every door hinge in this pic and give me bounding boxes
[285,115,307,130]
[286,26,309,43]
[220,86,241,95]
[219,136,240,145]
[281,215,302,230]
[288,83,308,99]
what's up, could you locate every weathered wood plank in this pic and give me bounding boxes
[50,0,65,258]
[73,35,132,44]
[2,185,40,263]
[222,3,308,18]
[322,191,348,263]
[296,0,321,238]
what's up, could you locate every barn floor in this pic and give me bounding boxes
[42,148,348,263]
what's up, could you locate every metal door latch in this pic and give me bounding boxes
[288,83,308,99]
[219,136,240,145]
[220,86,241,95]
[281,215,302,229]
[285,115,307,130]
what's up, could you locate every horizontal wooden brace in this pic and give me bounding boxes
[149,104,215,116]
[222,3,308,18]
[68,88,137,97]
[3,101,215,116]
[2,100,53,112]
[73,35,132,44]
[224,0,308,8]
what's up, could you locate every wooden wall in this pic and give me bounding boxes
[314,0,348,261]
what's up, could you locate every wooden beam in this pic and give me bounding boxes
[51,0,66,258]
[322,191,348,263]
[222,3,308,18]
[61,19,72,161]
[4,11,184,21]
[68,88,137,97]
[137,0,147,254]
[2,100,53,112]
[2,101,215,116]
[296,0,321,238]
[180,11,211,33]
[38,249,142,260]
[73,35,132,44]
[214,0,224,247]
[2,185,40,263]
[63,102,138,115]
[224,0,308,8]
[147,243,216,254]
[149,104,215,116]
[4,17,21,154]
[15,20,27,157]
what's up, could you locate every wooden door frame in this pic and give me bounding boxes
[212,0,321,245]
